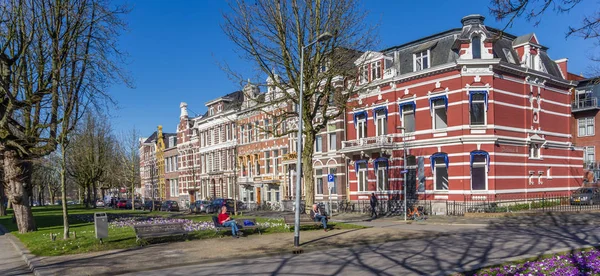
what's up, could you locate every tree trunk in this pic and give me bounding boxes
[60,148,70,239]
[302,131,316,213]
[92,181,98,208]
[49,189,55,205]
[85,184,91,208]
[4,150,36,233]
[0,182,5,216]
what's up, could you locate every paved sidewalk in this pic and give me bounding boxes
[0,228,33,276]
[30,226,438,276]
[8,211,600,276]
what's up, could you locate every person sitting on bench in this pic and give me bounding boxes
[310,204,329,232]
[218,206,241,238]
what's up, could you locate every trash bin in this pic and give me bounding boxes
[94,212,108,240]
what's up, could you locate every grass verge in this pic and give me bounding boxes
[0,206,364,256]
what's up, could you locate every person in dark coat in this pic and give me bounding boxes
[370,193,378,218]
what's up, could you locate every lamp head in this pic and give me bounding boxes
[317,32,333,42]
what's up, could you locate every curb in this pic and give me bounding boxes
[0,223,44,276]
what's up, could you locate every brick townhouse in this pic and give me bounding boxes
[164,133,179,200]
[139,126,177,200]
[236,79,290,207]
[176,102,200,206]
[341,14,583,213]
[194,91,241,200]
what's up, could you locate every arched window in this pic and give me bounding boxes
[472,36,481,59]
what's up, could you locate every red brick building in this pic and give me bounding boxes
[341,14,583,213]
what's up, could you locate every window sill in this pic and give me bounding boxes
[528,157,543,161]
[433,131,448,137]
[432,190,449,193]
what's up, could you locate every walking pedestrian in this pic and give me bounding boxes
[370,193,378,219]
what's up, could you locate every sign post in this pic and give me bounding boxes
[327,174,335,215]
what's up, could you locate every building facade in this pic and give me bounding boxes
[194,91,241,201]
[164,134,179,200]
[572,77,600,180]
[139,127,176,200]
[341,14,583,213]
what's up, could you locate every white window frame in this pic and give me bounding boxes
[503,48,516,64]
[375,110,387,136]
[529,143,541,159]
[584,146,596,166]
[401,104,415,133]
[413,50,430,71]
[316,169,324,195]
[315,135,323,152]
[328,132,337,151]
[273,150,279,175]
[371,61,381,80]
[470,93,487,126]
[357,163,368,192]
[265,151,271,174]
[578,117,595,137]
[360,65,369,84]
[470,155,487,191]
[376,163,388,192]
[434,157,449,191]
[431,99,447,130]
[356,118,367,139]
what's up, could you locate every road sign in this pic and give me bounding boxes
[401,170,408,174]
[327,174,335,182]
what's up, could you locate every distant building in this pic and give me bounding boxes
[139,127,176,200]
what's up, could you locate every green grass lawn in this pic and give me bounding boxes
[0,205,364,256]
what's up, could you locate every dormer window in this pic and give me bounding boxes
[529,143,541,159]
[472,36,481,59]
[209,108,214,116]
[217,105,222,112]
[503,48,516,64]
[414,50,430,71]
[371,61,381,80]
[360,65,369,84]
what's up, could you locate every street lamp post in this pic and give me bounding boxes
[397,126,407,221]
[294,31,332,248]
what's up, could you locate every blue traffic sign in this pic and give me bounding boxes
[400,170,408,174]
[327,174,335,182]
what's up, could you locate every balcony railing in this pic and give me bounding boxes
[341,135,395,153]
[572,97,599,112]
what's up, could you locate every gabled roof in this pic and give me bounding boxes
[512,33,541,47]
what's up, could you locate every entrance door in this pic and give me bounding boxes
[257,187,261,205]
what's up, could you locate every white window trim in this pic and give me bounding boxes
[401,104,415,134]
[413,49,431,71]
[529,143,542,160]
[316,169,324,195]
[315,136,323,153]
[431,99,448,131]
[375,110,387,136]
[328,132,337,151]
[376,164,387,192]
[372,61,382,80]
[356,119,367,140]
[357,165,368,192]
[469,93,487,126]
[434,159,449,191]
[578,117,595,137]
[470,158,488,191]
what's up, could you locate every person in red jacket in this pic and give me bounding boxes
[218,206,241,238]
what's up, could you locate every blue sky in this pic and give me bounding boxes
[109,0,598,137]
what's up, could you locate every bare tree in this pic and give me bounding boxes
[120,128,140,211]
[222,0,375,209]
[0,0,130,233]
[489,0,599,69]
[67,112,113,208]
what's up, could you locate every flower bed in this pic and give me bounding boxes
[469,248,600,275]
[109,217,215,232]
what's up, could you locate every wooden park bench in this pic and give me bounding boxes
[133,222,187,245]
[211,216,262,236]
[283,214,324,228]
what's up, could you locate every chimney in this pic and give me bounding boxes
[180,102,188,118]
[461,14,485,26]
[555,58,568,79]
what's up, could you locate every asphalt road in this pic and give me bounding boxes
[123,224,600,276]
